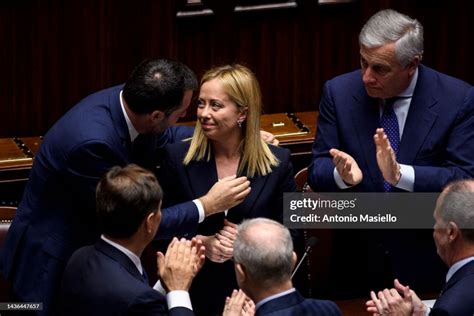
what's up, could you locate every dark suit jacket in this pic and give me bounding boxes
[430,260,474,316]
[309,65,474,192]
[0,85,196,315]
[159,141,296,315]
[256,290,341,316]
[160,141,296,235]
[61,239,194,316]
[306,65,474,297]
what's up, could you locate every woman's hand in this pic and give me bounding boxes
[197,234,233,263]
[216,219,238,249]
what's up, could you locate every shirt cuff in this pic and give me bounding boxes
[166,290,193,311]
[153,280,166,296]
[395,164,414,192]
[192,199,205,223]
[333,167,352,189]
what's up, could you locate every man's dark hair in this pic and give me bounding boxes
[122,58,198,115]
[96,164,163,239]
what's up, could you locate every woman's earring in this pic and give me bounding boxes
[237,120,243,128]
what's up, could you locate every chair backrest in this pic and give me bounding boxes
[294,167,312,192]
[0,206,16,242]
[0,206,16,300]
[293,168,333,298]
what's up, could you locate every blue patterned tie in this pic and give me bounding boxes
[380,98,400,192]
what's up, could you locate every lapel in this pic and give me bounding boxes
[185,153,268,222]
[186,155,219,198]
[439,260,474,297]
[186,156,226,227]
[398,65,439,163]
[227,172,268,222]
[95,239,145,283]
[350,87,382,187]
[257,290,304,315]
[109,85,134,157]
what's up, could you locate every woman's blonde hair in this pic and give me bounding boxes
[184,64,279,177]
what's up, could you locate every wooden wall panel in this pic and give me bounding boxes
[0,0,473,137]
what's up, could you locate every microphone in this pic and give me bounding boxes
[291,236,318,279]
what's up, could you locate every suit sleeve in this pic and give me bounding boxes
[155,126,194,148]
[155,145,199,239]
[157,202,199,239]
[308,81,342,192]
[275,148,297,223]
[413,87,474,191]
[129,289,195,316]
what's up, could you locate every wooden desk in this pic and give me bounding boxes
[178,111,318,171]
[261,111,317,146]
[0,137,42,171]
[0,137,42,205]
[0,112,318,204]
[178,111,317,145]
[260,111,317,173]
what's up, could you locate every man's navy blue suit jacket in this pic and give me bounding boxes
[309,65,474,192]
[0,85,196,314]
[256,290,341,316]
[61,239,194,316]
[431,260,474,316]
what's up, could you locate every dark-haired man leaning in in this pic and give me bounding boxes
[61,164,205,316]
[1,58,251,315]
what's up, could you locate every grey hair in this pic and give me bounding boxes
[359,9,424,67]
[439,180,474,242]
[234,218,293,288]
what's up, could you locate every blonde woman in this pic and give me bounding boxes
[159,64,296,315]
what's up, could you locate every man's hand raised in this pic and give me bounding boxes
[374,128,401,186]
[199,175,250,217]
[330,148,363,186]
[157,238,204,292]
[223,289,255,316]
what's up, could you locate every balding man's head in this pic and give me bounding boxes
[233,218,295,289]
[433,180,474,266]
[437,180,474,242]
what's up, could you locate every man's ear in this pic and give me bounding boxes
[407,55,421,76]
[236,263,247,282]
[291,252,297,271]
[150,110,165,122]
[145,212,156,234]
[447,221,459,243]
